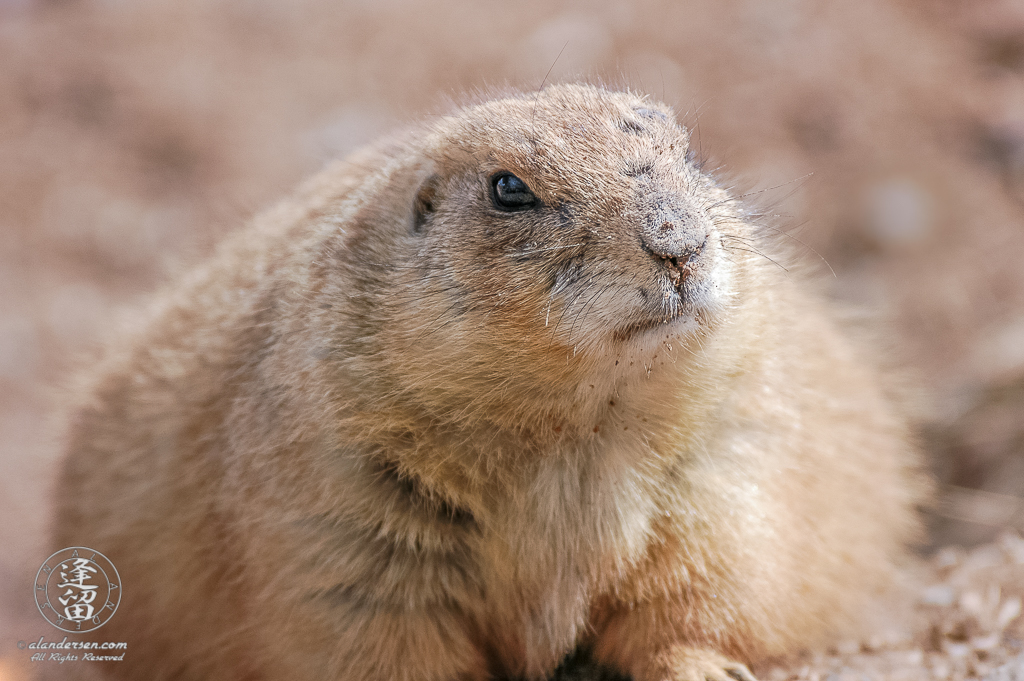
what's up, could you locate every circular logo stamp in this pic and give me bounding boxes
[35,547,121,633]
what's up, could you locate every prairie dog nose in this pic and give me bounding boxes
[639,196,710,262]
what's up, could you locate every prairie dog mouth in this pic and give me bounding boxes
[609,243,715,344]
[612,310,696,343]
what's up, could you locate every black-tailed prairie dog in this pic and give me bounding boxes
[55,84,926,680]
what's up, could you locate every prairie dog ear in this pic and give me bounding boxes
[412,174,441,234]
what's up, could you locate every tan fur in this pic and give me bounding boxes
[54,84,926,681]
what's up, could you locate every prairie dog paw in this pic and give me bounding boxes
[654,647,757,681]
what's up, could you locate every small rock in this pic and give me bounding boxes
[924,585,957,607]
[999,598,1023,629]
[973,634,1003,651]
[903,649,925,665]
[999,533,1024,565]
[946,641,973,658]
[962,591,986,616]
[966,545,1007,573]
[935,546,965,570]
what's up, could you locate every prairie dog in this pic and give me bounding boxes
[55,84,924,681]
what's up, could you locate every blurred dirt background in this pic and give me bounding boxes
[2,0,1024,679]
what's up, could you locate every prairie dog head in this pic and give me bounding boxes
[322,84,756,420]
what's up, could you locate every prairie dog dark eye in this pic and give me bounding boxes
[491,173,537,211]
